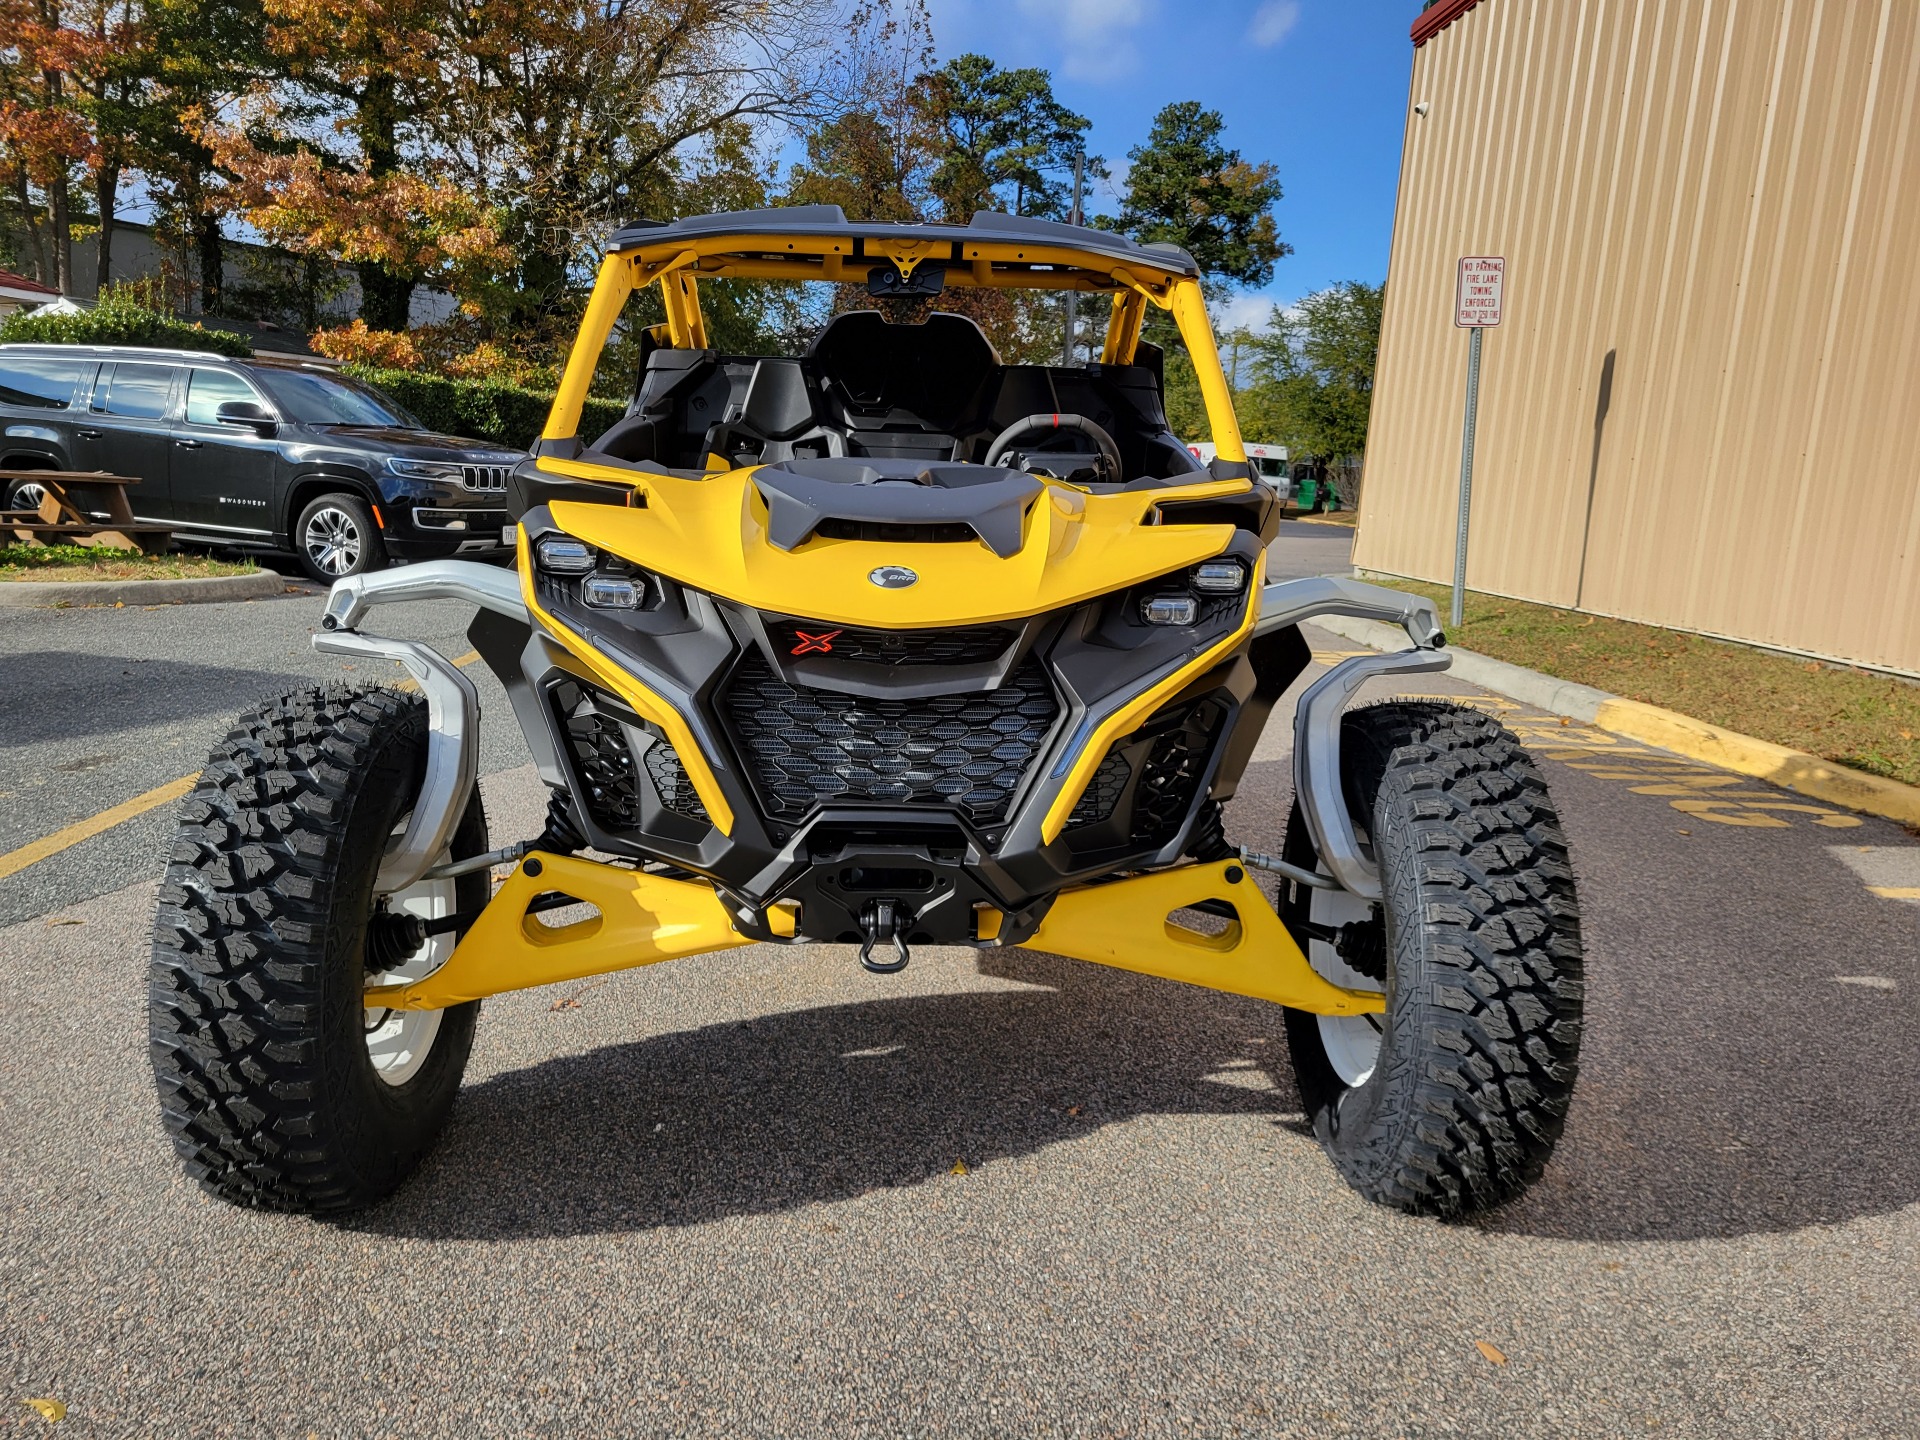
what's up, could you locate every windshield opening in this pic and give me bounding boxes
[255,368,420,428]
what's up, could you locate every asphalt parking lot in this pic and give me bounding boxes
[3,523,1917,1437]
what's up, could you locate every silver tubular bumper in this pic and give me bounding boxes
[1292,648,1451,900]
[1255,574,1444,648]
[320,558,528,634]
[1259,576,1451,901]
[312,561,525,895]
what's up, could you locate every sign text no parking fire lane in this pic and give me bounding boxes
[1450,256,1505,630]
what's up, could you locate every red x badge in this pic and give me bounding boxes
[790,629,841,656]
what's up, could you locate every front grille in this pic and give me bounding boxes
[553,682,639,832]
[769,617,1016,667]
[722,655,1058,830]
[461,463,510,492]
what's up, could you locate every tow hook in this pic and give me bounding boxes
[858,899,912,974]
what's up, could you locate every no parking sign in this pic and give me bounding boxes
[1449,256,1505,627]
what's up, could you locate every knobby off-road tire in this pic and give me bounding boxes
[1280,702,1584,1217]
[149,685,486,1213]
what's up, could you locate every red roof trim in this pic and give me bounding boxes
[1412,0,1487,47]
[0,268,61,296]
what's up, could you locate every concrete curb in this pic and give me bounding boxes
[0,570,289,608]
[1312,612,1920,829]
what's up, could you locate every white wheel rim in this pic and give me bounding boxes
[12,481,48,511]
[363,851,454,1087]
[1305,860,1387,1088]
[305,507,362,575]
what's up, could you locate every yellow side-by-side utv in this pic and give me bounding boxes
[150,208,1584,1218]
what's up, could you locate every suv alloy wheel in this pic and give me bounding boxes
[296,492,388,582]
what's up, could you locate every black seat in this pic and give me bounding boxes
[808,311,1000,459]
[735,359,815,440]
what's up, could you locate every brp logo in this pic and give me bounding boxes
[790,629,841,656]
[868,565,918,588]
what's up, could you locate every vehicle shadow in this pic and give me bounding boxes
[0,651,311,747]
[351,948,1308,1242]
[354,751,1920,1245]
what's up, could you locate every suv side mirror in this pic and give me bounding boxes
[216,400,277,436]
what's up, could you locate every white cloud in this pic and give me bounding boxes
[1016,0,1155,83]
[1247,0,1300,48]
[1217,291,1281,334]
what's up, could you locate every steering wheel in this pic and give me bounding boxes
[983,413,1123,485]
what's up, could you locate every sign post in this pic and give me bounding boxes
[1450,256,1504,631]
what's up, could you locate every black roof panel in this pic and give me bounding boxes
[607,206,1199,278]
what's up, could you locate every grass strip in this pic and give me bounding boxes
[1,544,258,583]
[1363,576,1920,788]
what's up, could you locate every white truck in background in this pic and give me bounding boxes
[1186,441,1340,512]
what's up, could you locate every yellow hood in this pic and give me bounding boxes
[541,461,1251,628]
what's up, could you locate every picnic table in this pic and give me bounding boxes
[0,470,173,553]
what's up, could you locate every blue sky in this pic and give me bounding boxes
[924,0,1419,330]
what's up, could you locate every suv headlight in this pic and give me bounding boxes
[386,457,465,481]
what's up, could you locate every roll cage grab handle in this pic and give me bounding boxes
[315,564,1447,905]
[535,247,1246,467]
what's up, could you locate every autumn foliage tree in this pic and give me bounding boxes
[0,0,108,292]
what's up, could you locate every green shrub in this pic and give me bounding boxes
[0,290,254,357]
[342,365,626,448]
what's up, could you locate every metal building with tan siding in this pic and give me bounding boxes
[1358,0,1920,676]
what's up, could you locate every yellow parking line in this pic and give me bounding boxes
[0,650,486,886]
[0,776,197,883]
[393,649,480,693]
[1870,886,1920,900]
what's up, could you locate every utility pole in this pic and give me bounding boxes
[1062,151,1085,367]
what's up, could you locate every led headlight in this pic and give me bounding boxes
[385,457,465,481]
[581,575,643,609]
[1192,560,1247,593]
[1142,594,1198,626]
[535,536,597,573]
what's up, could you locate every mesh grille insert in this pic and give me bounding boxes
[722,655,1058,830]
[1130,703,1225,846]
[642,736,709,822]
[553,680,709,832]
[553,682,639,833]
[1068,750,1131,828]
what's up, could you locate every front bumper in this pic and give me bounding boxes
[318,555,1447,947]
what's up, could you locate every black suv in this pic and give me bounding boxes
[0,344,519,581]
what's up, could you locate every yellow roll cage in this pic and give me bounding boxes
[539,231,1246,464]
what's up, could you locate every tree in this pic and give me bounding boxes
[1104,100,1287,290]
[786,110,930,223]
[921,54,1092,222]
[1251,280,1384,508]
[130,0,274,316]
[0,0,105,292]
[785,0,935,224]
[427,0,838,328]
[190,0,483,327]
